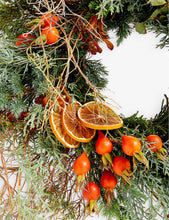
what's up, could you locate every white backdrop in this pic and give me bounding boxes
[86,31,168,220]
[91,30,169,119]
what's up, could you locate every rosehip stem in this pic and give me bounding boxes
[60,84,72,103]
[24,127,36,153]
[116,129,123,137]
[110,137,122,145]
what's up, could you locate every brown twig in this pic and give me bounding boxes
[151,191,169,218]
[24,127,36,153]
[0,152,13,201]
[110,137,122,145]
[0,166,19,171]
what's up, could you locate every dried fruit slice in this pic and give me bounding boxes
[78,101,123,130]
[62,102,96,142]
[49,106,80,148]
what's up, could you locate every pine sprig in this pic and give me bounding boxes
[0,0,168,220]
[68,59,108,103]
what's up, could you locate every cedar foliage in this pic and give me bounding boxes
[0,0,168,219]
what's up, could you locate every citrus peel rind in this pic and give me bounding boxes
[77,101,123,130]
[49,106,80,148]
[62,102,96,142]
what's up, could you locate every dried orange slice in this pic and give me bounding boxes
[62,102,96,142]
[49,106,80,148]
[78,101,123,130]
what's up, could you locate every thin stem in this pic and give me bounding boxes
[110,137,122,145]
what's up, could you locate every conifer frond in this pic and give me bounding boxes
[0,0,168,219]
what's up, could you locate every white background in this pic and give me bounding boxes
[87,31,168,220]
[91,30,169,119]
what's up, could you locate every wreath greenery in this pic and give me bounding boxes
[0,0,168,219]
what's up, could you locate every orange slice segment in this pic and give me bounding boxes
[49,106,80,148]
[78,101,123,130]
[62,102,96,142]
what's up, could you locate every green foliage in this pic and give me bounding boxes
[104,95,169,219]
[147,19,169,48]
[68,59,108,103]
[0,37,108,121]
[120,95,169,141]
[0,0,168,220]
[0,0,168,47]
[105,8,133,46]
[89,0,123,17]
[0,0,37,39]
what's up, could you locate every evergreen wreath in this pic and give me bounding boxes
[0,0,168,219]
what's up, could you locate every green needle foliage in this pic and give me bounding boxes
[0,0,168,219]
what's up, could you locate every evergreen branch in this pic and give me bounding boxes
[0,1,168,219]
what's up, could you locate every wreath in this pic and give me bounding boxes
[0,0,168,219]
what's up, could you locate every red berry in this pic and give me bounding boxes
[82,182,100,201]
[146,135,163,152]
[41,26,59,45]
[100,170,117,189]
[95,131,113,155]
[112,156,131,176]
[40,13,59,27]
[73,152,90,175]
[15,34,36,46]
[122,135,141,156]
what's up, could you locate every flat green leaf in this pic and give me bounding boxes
[149,8,161,20]
[149,5,168,20]
[135,22,147,34]
[150,0,166,6]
